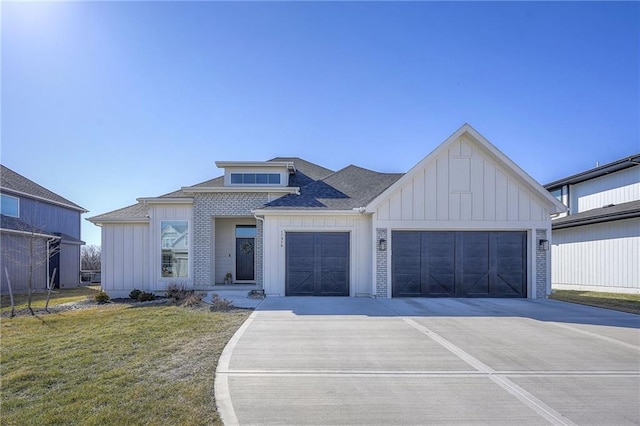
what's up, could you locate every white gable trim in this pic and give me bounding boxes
[365,124,567,214]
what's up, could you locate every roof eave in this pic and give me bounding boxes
[182,186,300,194]
[0,187,88,213]
[545,154,640,189]
[552,210,640,229]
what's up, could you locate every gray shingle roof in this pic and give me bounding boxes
[88,202,149,222]
[1,165,86,211]
[264,165,403,210]
[89,158,400,221]
[552,200,640,229]
[1,214,48,234]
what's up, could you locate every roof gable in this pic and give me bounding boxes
[367,124,566,220]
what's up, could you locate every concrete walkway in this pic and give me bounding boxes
[215,297,640,425]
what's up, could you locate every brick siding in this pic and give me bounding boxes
[193,193,268,286]
[536,229,548,298]
[376,228,388,298]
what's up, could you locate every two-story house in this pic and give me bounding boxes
[0,165,87,293]
[545,154,640,294]
[89,124,565,300]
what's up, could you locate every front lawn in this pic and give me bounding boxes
[550,290,640,315]
[1,285,102,314]
[1,303,250,425]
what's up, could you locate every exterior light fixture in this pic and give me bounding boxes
[378,238,387,251]
[538,239,549,251]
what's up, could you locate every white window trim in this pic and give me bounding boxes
[159,219,191,280]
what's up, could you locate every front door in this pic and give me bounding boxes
[235,225,256,281]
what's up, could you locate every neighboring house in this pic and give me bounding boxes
[0,165,87,293]
[88,124,565,299]
[545,154,640,294]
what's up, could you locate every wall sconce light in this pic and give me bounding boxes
[538,239,549,251]
[378,238,387,251]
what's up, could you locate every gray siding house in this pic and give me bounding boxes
[0,165,87,293]
[90,124,566,299]
[545,154,639,294]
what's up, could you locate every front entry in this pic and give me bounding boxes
[235,225,256,281]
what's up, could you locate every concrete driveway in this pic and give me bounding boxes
[215,298,640,425]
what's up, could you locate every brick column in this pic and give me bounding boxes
[376,228,388,298]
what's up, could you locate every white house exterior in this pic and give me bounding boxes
[89,124,565,299]
[545,154,640,294]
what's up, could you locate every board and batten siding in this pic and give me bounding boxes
[59,243,80,288]
[261,214,372,297]
[375,137,550,227]
[17,196,81,239]
[570,166,640,214]
[552,218,640,294]
[101,223,150,297]
[0,233,48,293]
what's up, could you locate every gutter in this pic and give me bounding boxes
[552,210,640,230]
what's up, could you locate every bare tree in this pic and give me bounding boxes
[81,245,101,271]
[2,217,60,316]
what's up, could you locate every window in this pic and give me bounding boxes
[161,221,189,278]
[550,188,562,202]
[230,173,281,185]
[236,225,257,238]
[0,194,19,217]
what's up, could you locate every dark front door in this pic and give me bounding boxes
[392,231,526,298]
[286,232,349,296]
[236,238,255,281]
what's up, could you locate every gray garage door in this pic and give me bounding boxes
[286,232,350,296]
[392,231,527,298]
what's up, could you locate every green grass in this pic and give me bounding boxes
[1,303,250,425]
[550,290,640,315]
[1,285,102,313]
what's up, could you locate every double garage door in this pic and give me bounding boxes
[392,231,527,298]
[284,231,526,298]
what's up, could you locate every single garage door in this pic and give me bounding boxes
[286,232,350,296]
[392,231,526,298]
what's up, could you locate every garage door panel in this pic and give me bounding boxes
[286,232,350,296]
[494,273,525,295]
[425,273,455,296]
[393,231,526,298]
[461,273,490,296]
[395,273,422,296]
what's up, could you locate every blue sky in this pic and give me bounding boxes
[2,1,638,247]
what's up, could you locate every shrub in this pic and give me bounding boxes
[210,296,233,312]
[182,292,204,307]
[95,291,110,304]
[166,283,188,301]
[129,289,142,300]
[138,291,155,302]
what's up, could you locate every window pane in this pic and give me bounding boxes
[161,221,188,278]
[230,174,242,184]
[0,194,19,217]
[236,225,257,237]
[269,174,281,184]
[243,173,256,184]
[256,173,268,184]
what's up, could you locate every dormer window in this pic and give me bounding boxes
[229,173,282,185]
